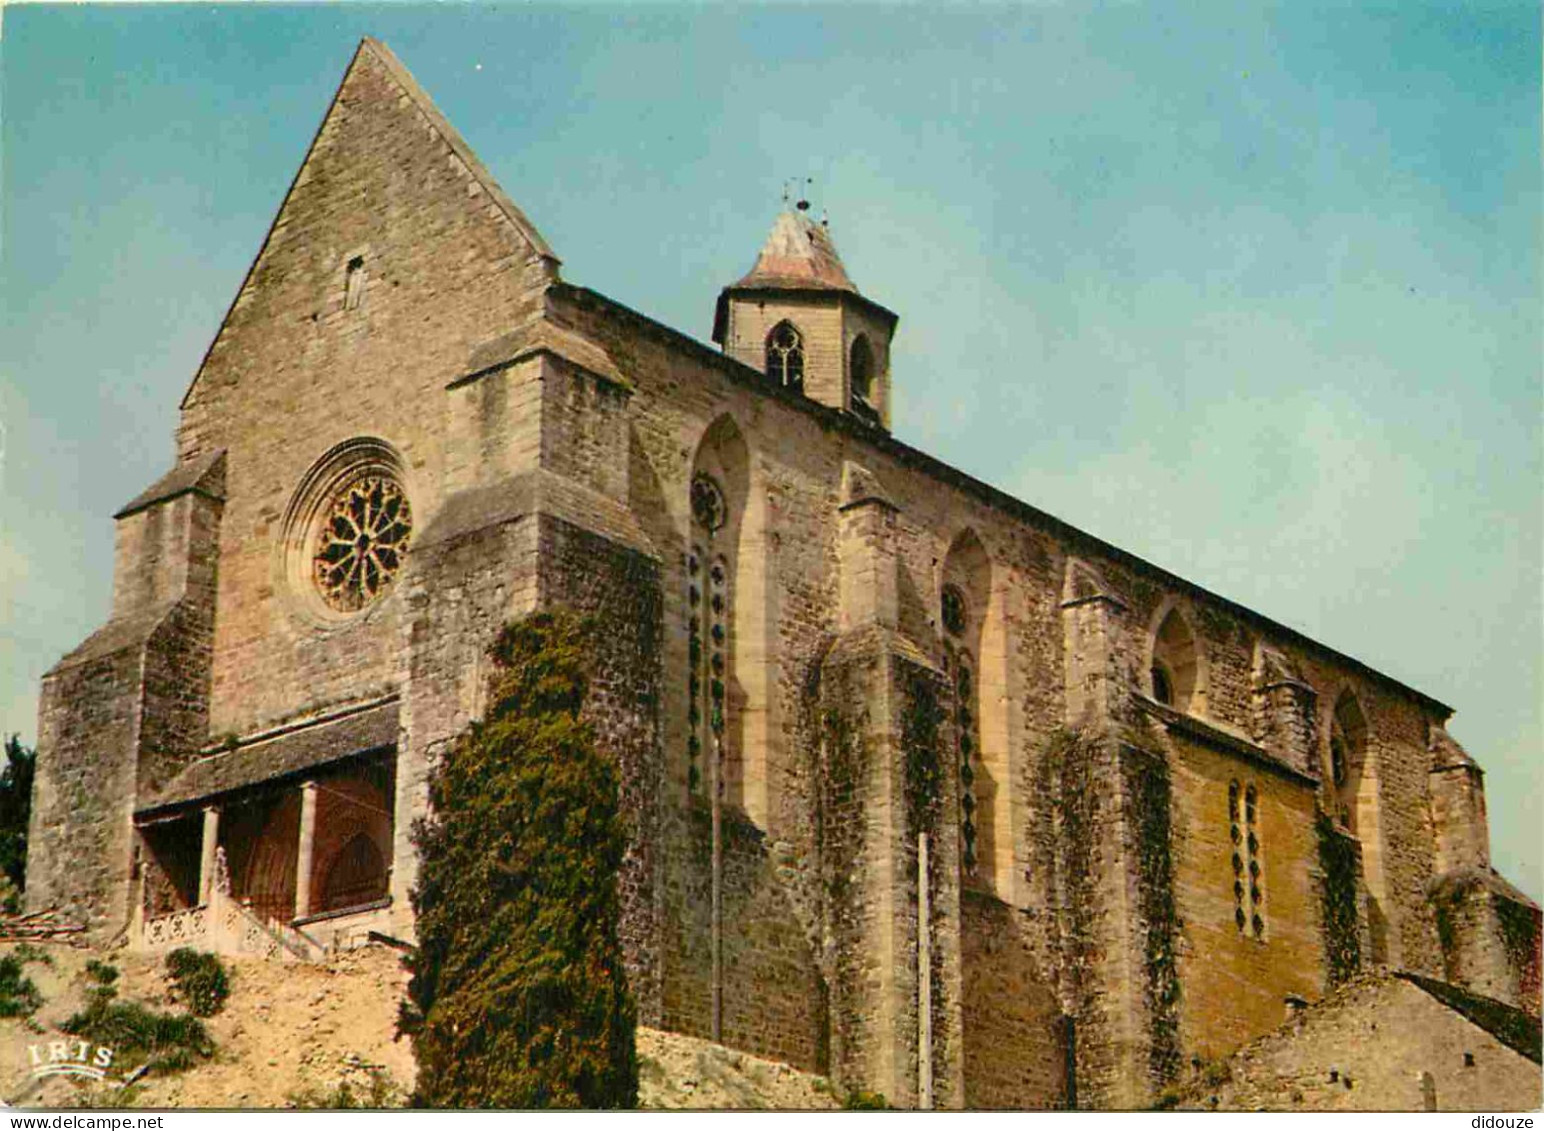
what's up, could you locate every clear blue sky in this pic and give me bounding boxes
[2,3,1539,898]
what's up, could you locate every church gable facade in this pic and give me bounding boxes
[26,39,1539,1110]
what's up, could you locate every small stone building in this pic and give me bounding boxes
[1174,970,1541,1111]
[26,38,1541,1109]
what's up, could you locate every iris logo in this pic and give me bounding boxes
[27,1038,116,1083]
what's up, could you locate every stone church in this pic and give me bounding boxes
[26,39,1540,1109]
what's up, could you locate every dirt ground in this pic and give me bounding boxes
[0,941,837,1110]
[636,1027,839,1110]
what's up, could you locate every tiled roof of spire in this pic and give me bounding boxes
[732,207,858,294]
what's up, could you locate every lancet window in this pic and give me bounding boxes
[1230,780,1266,938]
[942,583,982,880]
[687,472,731,797]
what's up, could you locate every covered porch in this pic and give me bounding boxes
[132,702,400,959]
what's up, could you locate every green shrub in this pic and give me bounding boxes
[165,949,230,1017]
[1201,1059,1232,1087]
[0,954,43,1017]
[0,876,21,918]
[843,1089,889,1110]
[84,959,119,986]
[404,611,638,1109]
[0,736,35,909]
[60,994,214,1075]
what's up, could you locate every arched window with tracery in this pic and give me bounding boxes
[941,530,997,890]
[765,321,805,392]
[684,416,754,814]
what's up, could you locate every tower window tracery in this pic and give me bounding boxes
[765,321,805,392]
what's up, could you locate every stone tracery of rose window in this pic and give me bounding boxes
[313,474,413,612]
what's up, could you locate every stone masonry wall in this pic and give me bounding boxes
[553,276,1483,1102]
[722,294,848,417]
[28,479,222,938]
[960,890,1067,1108]
[814,633,961,1108]
[1433,873,1543,1015]
[1178,973,1541,1112]
[26,645,144,935]
[536,513,665,1026]
[1165,732,1323,1063]
[135,491,223,797]
[1430,765,1490,876]
[394,513,540,942]
[176,40,554,743]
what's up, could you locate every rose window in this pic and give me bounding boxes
[313,475,412,612]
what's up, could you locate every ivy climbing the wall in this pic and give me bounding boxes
[1316,812,1361,986]
[1034,726,1103,1104]
[1494,895,1541,1008]
[1433,887,1462,979]
[900,667,944,839]
[1121,746,1181,1088]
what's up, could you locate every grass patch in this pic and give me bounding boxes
[287,1068,401,1109]
[13,943,54,967]
[65,1083,149,1110]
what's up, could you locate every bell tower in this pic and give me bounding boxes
[713,197,898,430]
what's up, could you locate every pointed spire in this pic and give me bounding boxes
[732,208,859,295]
[712,194,896,382]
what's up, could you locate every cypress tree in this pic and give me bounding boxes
[403,611,638,1108]
[0,735,35,913]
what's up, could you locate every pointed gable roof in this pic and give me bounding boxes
[179,37,559,410]
[359,38,556,264]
